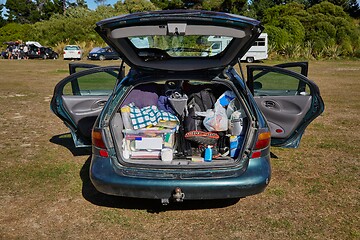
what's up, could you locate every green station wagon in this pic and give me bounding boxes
[51,10,324,205]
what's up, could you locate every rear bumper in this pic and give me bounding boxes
[90,156,271,200]
[63,54,82,59]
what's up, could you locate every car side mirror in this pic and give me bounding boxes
[254,82,262,90]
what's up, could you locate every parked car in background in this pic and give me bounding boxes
[63,45,83,60]
[27,44,59,59]
[2,41,58,60]
[51,10,324,205]
[88,46,120,60]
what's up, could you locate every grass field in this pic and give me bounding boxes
[0,59,359,239]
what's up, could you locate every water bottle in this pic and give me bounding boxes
[204,145,212,162]
[121,106,133,129]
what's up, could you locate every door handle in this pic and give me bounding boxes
[91,100,107,110]
[97,101,107,107]
[264,100,276,108]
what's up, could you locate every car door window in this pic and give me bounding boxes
[68,63,100,74]
[63,70,119,96]
[253,70,310,97]
[274,62,308,76]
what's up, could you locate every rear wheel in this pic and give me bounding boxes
[246,57,254,63]
[99,55,105,61]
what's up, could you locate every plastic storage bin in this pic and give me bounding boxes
[122,128,175,159]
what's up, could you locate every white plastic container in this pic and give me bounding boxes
[229,110,246,136]
[161,148,173,162]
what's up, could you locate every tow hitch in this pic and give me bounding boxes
[172,187,185,202]
[160,187,185,205]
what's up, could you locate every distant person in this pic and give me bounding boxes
[8,46,13,59]
[12,47,18,59]
[23,45,29,59]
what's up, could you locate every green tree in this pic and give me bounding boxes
[262,2,308,24]
[115,0,158,13]
[0,3,6,27]
[5,0,67,23]
[201,0,224,11]
[67,0,88,8]
[0,23,30,44]
[94,0,107,6]
[150,0,184,9]
[307,1,348,17]
[306,0,360,18]
[247,0,275,19]
[264,24,290,48]
[38,0,65,19]
[346,0,360,17]
[219,0,247,13]
[262,1,360,58]
[5,0,37,23]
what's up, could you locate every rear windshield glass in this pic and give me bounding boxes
[129,36,233,57]
[65,46,80,50]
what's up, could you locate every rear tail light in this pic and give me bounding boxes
[251,130,271,159]
[78,51,81,54]
[92,129,109,157]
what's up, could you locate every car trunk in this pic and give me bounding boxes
[109,77,253,168]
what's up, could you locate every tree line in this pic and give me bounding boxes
[0,0,359,59]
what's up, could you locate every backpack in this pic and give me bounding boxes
[184,88,216,132]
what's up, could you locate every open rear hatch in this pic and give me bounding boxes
[95,10,263,71]
[98,10,262,168]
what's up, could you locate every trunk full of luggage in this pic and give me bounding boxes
[109,79,250,167]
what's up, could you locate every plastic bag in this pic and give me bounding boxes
[218,90,236,107]
[197,101,228,132]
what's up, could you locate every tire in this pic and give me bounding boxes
[246,57,254,63]
[99,55,105,61]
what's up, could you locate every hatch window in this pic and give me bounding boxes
[129,35,233,57]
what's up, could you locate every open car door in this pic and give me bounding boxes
[68,62,100,75]
[247,63,324,148]
[51,66,122,147]
[274,62,308,76]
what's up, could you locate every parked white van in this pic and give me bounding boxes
[241,33,268,63]
[205,33,268,62]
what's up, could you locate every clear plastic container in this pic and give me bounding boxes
[121,106,133,130]
[123,128,175,151]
